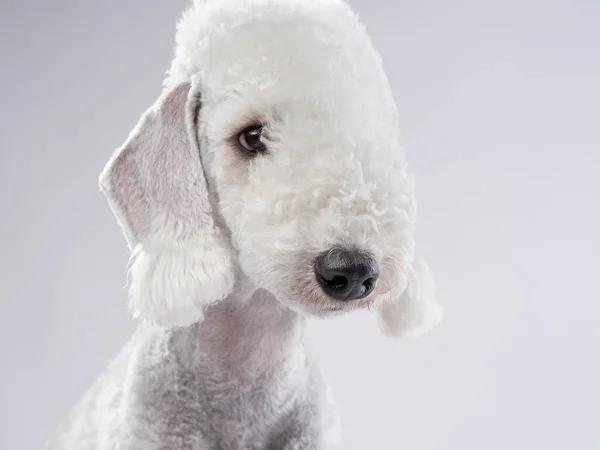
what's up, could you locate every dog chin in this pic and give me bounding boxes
[268,284,368,317]
[278,297,357,318]
[317,306,353,318]
[297,305,351,319]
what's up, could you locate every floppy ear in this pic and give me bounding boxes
[376,259,442,338]
[99,82,235,328]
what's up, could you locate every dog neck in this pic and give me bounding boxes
[169,287,308,379]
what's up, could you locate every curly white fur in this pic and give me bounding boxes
[47,0,442,448]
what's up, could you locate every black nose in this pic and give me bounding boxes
[314,249,379,301]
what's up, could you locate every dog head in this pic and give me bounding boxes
[100,0,441,337]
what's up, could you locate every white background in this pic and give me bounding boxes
[1,0,598,448]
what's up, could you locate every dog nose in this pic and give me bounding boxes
[314,249,379,301]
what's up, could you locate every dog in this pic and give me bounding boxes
[47,0,442,448]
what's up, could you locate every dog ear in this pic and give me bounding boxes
[376,259,442,338]
[99,82,235,328]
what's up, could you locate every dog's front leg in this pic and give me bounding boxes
[267,413,322,450]
[267,401,341,450]
[275,435,321,450]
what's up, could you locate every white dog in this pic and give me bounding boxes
[47,0,442,448]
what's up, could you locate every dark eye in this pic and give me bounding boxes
[237,125,266,154]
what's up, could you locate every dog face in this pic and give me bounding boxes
[100,0,441,337]
[197,21,409,317]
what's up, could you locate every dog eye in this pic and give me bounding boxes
[237,125,266,154]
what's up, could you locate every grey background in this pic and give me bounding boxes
[1,0,599,449]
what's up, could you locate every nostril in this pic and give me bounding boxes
[326,275,349,290]
[362,277,376,292]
